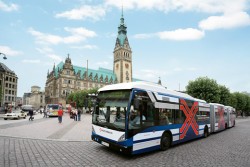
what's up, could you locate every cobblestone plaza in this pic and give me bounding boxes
[0,114,249,167]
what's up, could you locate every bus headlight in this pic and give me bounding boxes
[118,134,125,142]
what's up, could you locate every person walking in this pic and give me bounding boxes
[28,109,34,121]
[43,106,46,118]
[58,106,63,123]
[74,108,78,121]
[77,108,82,121]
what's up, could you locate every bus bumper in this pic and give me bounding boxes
[92,135,132,155]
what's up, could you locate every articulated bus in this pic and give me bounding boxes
[91,82,236,155]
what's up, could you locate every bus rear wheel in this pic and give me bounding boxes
[160,132,171,151]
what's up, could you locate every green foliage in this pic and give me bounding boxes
[66,93,74,104]
[186,76,250,116]
[247,97,250,116]
[228,93,237,109]
[218,85,230,105]
[66,88,98,109]
[234,92,247,112]
[186,77,220,103]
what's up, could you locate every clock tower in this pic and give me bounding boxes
[113,10,132,83]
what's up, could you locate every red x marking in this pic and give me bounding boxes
[218,107,225,129]
[180,99,199,140]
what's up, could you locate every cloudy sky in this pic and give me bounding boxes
[1,0,250,97]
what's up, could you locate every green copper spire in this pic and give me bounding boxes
[117,7,127,47]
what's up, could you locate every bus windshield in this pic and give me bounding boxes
[47,104,59,110]
[92,90,131,131]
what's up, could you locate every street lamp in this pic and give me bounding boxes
[0,53,7,60]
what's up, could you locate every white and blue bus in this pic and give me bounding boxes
[91,82,211,155]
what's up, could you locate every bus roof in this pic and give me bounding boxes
[194,98,207,103]
[98,81,195,100]
[209,103,224,107]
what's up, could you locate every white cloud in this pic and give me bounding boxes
[55,5,106,21]
[105,0,170,11]
[157,28,205,41]
[105,0,250,33]
[0,1,18,12]
[0,45,22,56]
[104,0,248,14]
[71,45,98,50]
[36,47,54,54]
[199,12,250,30]
[22,59,41,64]
[28,27,97,45]
[64,27,97,38]
[47,54,63,62]
[134,33,154,39]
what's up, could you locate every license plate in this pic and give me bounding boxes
[102,141,109,147]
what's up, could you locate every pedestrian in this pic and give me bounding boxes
[43,106,48,118]
[77,108,82,121]
[40,107,43,114]
[28,109,34,121]
[74,108,78,121]
[58,106,63,123]
[4,106,7,114]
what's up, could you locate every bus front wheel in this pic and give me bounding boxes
[160,132,171,151]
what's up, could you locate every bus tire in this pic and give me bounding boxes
[160,132,171,151]
[204,126,208,138]
[225,123,228,129]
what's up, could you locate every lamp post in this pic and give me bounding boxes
[0,53,7,60]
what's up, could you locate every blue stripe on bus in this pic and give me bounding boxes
[133,137,161,144]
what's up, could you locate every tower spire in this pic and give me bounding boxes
[113,7,132,83]
[122,4,123,18]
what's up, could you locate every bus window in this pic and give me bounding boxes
[129,91,155,130]
[158,108,173,126]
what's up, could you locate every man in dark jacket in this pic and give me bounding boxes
[28,109,34,121]
[77,108,82,121]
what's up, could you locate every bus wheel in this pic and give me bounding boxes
[160,132,171,151]
[204,127,208,138]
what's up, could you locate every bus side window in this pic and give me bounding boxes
[175,109,185,124]
[157,108,173,126]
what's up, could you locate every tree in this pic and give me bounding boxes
[186,77,220,103]
[243,94,250,116]
[228,93,237,109]
[66,93,74,104]
[218,85,230,105]
[66,88,98,110]
[234,92,247,116]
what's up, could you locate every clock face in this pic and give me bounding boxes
[116,64,119,69]
[125,63,129,69]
